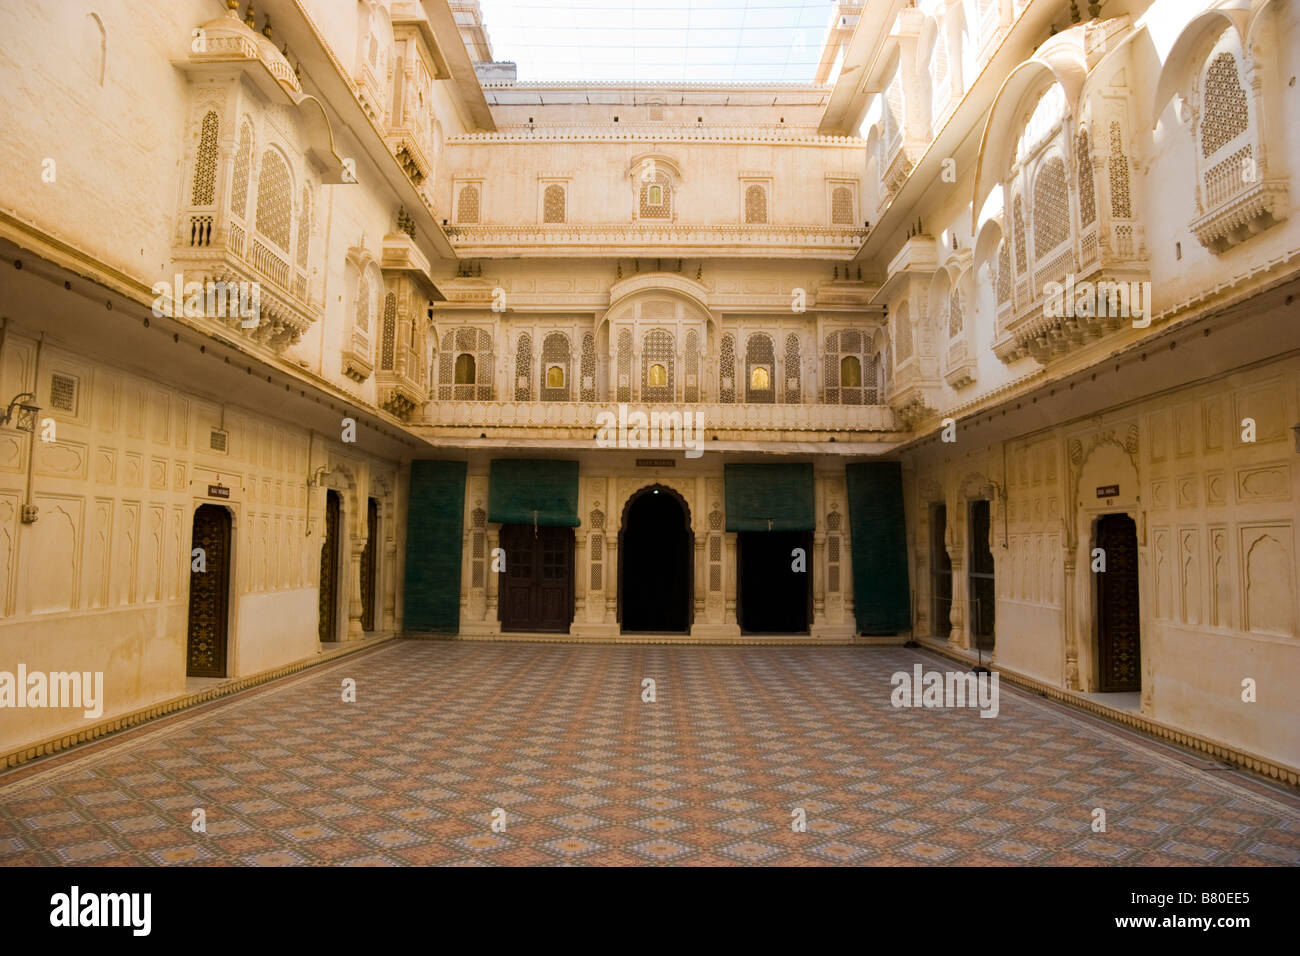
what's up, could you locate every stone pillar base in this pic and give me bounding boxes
[810,622,856,642]
[569,622,621,640]
[689,622,743,640]
[459,620,502,638]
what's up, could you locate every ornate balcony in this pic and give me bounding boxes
[420,400,898,442]
[443,222,870,258]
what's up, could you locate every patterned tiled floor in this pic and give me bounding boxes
[1,641,1297,866]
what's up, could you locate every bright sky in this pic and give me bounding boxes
[474,0,835,84]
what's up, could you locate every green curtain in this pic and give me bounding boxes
[846,461,911,635]
[403,460,466,633]
[488,459,580,527]
[724,463,815,532]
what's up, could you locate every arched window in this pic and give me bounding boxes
[948,286,963,338]
[685,329,700,403]
[255,149,293,250]
[894,301,913,361]
[191,111,219,207]
[353,272,372,340]
[543,184,566,223]
[744,332,774,403]
[457,184,480,223]
[1201,51,1249,158]
[831,186,853,225]
[640,172,672,219]
[996,241,1011,308]
[840,355,862,388]
[454,353,475,384]
[1032,155,1069,258]
[1108,121,1132,219]
[580,332,596,402]
[744,185,767,224]
[541,331,571,401]
[641,329,674,401]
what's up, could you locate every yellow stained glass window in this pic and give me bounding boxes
[546,364,565,388]
[648,363,667,387]
[840,355,861,387]
[750,366,770,390]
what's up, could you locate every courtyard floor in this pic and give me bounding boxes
[1,640,1297,866]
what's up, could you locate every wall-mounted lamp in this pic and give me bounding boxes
[1,392,40,432]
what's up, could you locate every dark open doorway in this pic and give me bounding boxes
[186,504,231,677]
[361,497,378,632]
[737,531,811,633]
[619,486,692,633]
[498,523,575,633]
[1096,513,1141,692]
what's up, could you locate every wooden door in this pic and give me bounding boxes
[187,504,231,677]
[499,524,573,633]
[1097,513,1141,692]
[319,490,340,642]
[361,497,378,631]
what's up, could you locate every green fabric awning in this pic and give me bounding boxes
[846,461,911,635]
[403,460,467,633]
[724,463,815,532]
[488,459,580,527]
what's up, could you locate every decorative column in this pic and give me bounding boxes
[347,541,365,639]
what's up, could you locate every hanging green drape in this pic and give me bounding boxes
[846,461,911,635]
[488,459,581,527]
[724,463,815,532]
[403,460,467,633]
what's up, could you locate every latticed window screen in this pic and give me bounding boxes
[514,333,533,402]
[744,333,774,403]
[719,333,736,403]
[895,302,913,360]
[295,187,312,270]
[191,111,219,207]
[684,329,699,403]
[616,329,632,402]
[930,31,949,122]
[826,516,842,593]
[1108,122,1132,219]
[1202,52,1249,158]
[948,287,963,338]
[996,241,1011,305]
[589,509,605,590]
[1075,131,1096,227]
[256,150,292,250]
[457,184,480,223]
[439,328,493,400]
[580,332,597,401]
[1032,156,1069,256]
[540,332,571,401]
[543,184,565,223]
[873,330,889,399]
[380,292,397,370]
[831,186,853,224]
[1012,196,1027,272]
[230,121,252,217]
[639,173,672,219]
[471,508,486,588]
[783,333,801,403]
[354,274,371,336]
[49,373,77,412]
[824,330,871,405]
[641,329,675,402]
[884,74,903,149]
[744,185,767,224]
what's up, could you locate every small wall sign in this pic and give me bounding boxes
[636,458,675,468]
[1095,484,1119,498]
[207,484,231,499]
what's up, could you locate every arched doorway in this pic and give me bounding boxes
[186,504,232,677]
[319,490,341,642]
[360,497,378,632]
[619,485,692,633]
[1095,513,1141,692]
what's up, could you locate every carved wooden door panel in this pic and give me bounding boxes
[319,491,340,642]
[361,498,377,631]
[1097,513,1141,692]
[499,524,573,633]
[187,504,231,677]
